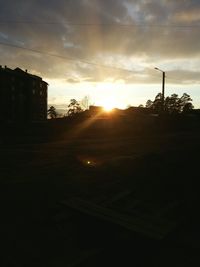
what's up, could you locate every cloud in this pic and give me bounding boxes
[167,69,200,84]
[66,78,80,83]
[1,0,200,85]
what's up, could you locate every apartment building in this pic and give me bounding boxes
[0,66,48,122]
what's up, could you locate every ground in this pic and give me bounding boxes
[0,116,200,266]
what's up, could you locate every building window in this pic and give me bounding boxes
[40,90,43,96]
[33,89,35,95]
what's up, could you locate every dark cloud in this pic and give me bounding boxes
[167,69,200,84]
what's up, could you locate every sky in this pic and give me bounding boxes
[1,0,200,111]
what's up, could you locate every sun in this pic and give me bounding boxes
[100,98,117,112]
[103,103,115,112]
[94,82,127,111]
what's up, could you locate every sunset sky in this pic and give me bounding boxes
[1,0,200,110]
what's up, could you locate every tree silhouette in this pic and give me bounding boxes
[48,106,57,119]
[146,93,193,114]
[164,94,180,114]
[182,102,194,113]
[146,93,162,113]
[67,99,83,116]
[146,99,153,109]
[180,93,194,113]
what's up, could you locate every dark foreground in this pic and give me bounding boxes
[1,116,200,266]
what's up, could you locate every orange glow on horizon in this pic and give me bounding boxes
[103,106,114,112]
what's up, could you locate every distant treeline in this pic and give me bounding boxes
[48,93,195,119]
[145,92,194,114]
[1,110,200,145]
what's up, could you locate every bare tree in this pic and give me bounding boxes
[80,95,90,110]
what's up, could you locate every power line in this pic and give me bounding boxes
[0,20,200,29]
[0,41,135,73]
[0,42,194,84]
[0,41,191,83]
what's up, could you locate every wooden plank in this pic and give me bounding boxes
[103,189,133,205]
[60,198,177,240]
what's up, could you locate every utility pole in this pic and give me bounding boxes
[155,67,165,112]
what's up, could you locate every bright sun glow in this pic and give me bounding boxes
[103,100,115,112]
[98,94,120,111]
[94,83,127,110]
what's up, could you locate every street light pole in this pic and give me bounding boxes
[155,67,165,112]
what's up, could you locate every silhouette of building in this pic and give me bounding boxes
[88,105,104,114]
[0,66,48,122]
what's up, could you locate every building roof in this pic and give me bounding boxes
[0,66,48,85]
